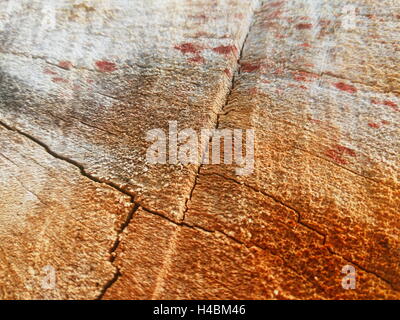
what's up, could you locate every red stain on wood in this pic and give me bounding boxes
[296,23,313,30]
[371,99,398,111]
[269,1,284,7]
[383,100,398,111]
[52,77,69,83]
[58,61,73,70]
[241,62,261,73]
[325,144,356,165]
[325,149,348,165]
[369,121,390,128]
[292,71,319,82]
[293,75,306,82]
[383,100,397,107]
[223,68,232,77]
[95,60,117,72]
[299,43,312,47]
[368,122,380,129]
[309,118,323,124]
[334,82,357,94]
[187,55,205,64]
[336,145,356,157]
[212,45,238,57]
[174,43,203,55]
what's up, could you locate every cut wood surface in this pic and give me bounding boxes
[0,0,399,299]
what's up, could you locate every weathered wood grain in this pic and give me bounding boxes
[0,0,399,299]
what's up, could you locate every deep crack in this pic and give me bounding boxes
[144,203,397,292]
[182,1,261,221]
[97,203,140,299]
[0,119,140,298]
[202,171,328,240]
[0,119,135,199]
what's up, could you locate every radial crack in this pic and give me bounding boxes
[0,119,141,298]
[0,119,135,199]
[97,203,140,299]
[182,1,261,221]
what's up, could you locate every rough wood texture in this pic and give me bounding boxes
[0,0,399,299]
